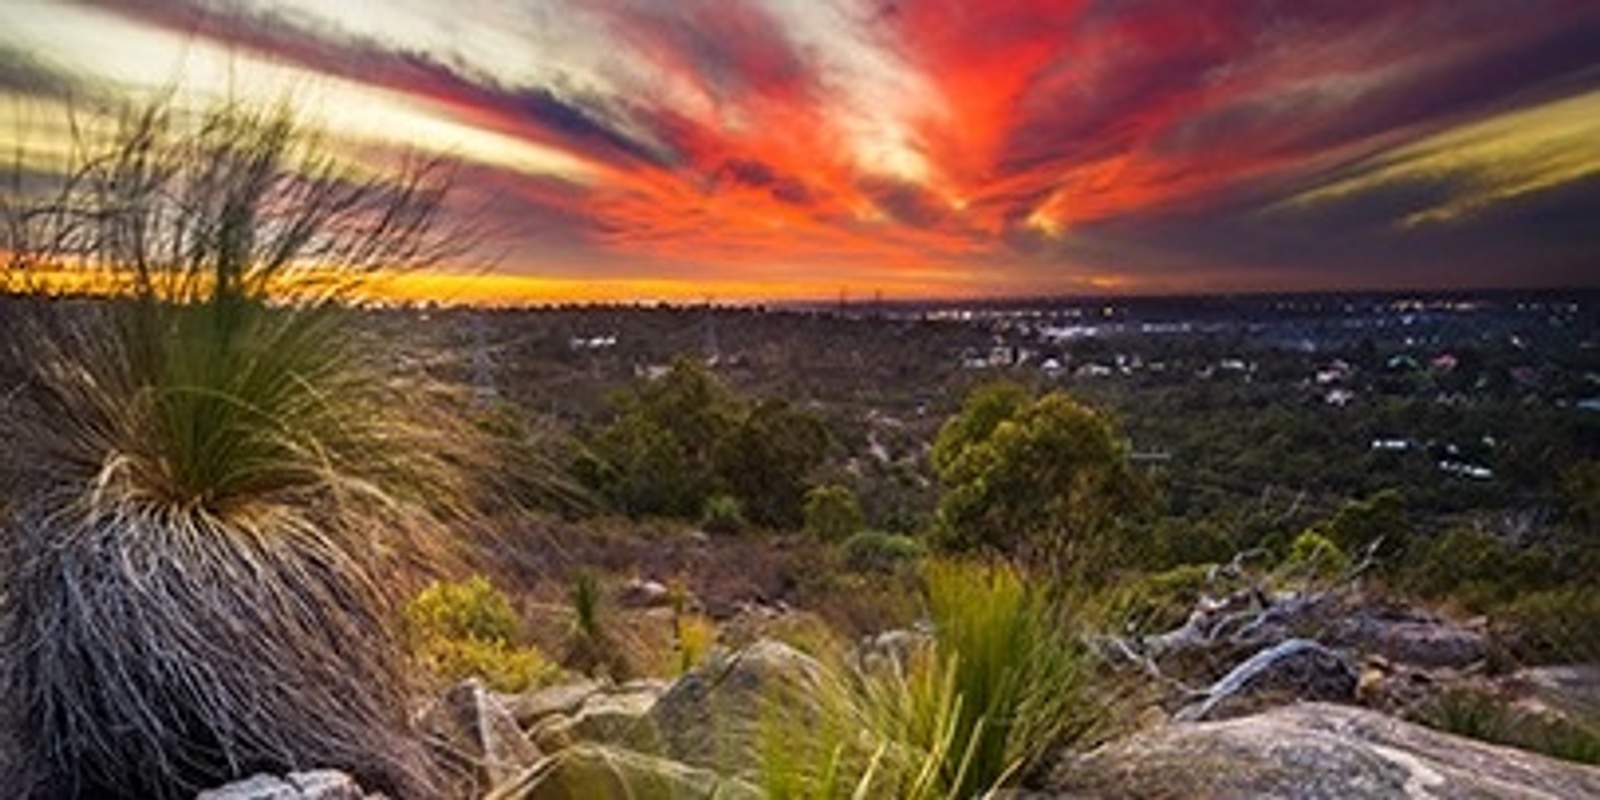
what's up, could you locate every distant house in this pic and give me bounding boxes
[570,334,618,350]
[1315,359,1354,385]
[1370,438,1414,452]
[1438,460,1493,480]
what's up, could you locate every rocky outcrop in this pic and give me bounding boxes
[649,638,826,773]
[417,679,543,792]
[195,770,375,800]
[530,681,666,754]
[484,744,760,800]
[1051,702,1600,799]
[503,679,603,729]
[1337,607,1491,669]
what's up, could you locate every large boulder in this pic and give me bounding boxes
[485,744,761,800]
[1051,702,1600,799]
[649,638,826,773]
[1337,607,1491,669]
[416,679,543,792]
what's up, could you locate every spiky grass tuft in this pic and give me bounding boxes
[760,560,1104,799]
[1,99,476,797]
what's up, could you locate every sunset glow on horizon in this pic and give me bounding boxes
[3,1,1596,303]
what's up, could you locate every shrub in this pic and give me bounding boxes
[1496,587,1600,665]
[1282,529,1351,580]
[404,577,557,693]
[1415,689,1600,766]
[1402,527,1511,605]
[1086,563,1213,635]
[0,100,471,798]
[674,613,719,676]
[842,530,927,573]
[804,484,866,542]
[702,493,748,535]
[931,387,1148,570]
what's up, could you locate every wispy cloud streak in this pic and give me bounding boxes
[1,0,1594,299]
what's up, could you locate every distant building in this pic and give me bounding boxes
[1370,438,1414,452]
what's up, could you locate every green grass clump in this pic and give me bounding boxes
[762,559,1102,799]
[404,577,558,693]
[1415,689,1600,766]
[564,570,632,681]
[1,99,472,798]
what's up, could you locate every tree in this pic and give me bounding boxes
[714,398,829,529]
[581,361,828,529]
[1,99,470,798]
[582,358,736,518]
[932,385,1147,567]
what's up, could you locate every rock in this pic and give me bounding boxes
[484,744,761,800]
[1051,702,1600,799]
[1340,608,1490,669]
[618,577,672,608]
[1355,655,1453,714]
[531,683,664,754]
[417,679,543,792]
[504,679,604,729]
[196,770,372,800]
[854,627,933,674]
[649,638,826,773]
[1507,664,1600,722]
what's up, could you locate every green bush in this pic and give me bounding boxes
[1402,527,1511,605]
[1282,529,1351,580]
[804,484,865,541]
[702,493,749,535]
[842,530,927,573]
[1496,587,1600,665]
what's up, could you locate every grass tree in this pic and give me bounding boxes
[0,99,476,798]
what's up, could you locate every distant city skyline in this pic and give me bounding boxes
[2,1,1597,303]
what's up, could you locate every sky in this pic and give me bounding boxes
[1,0,1597,304]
